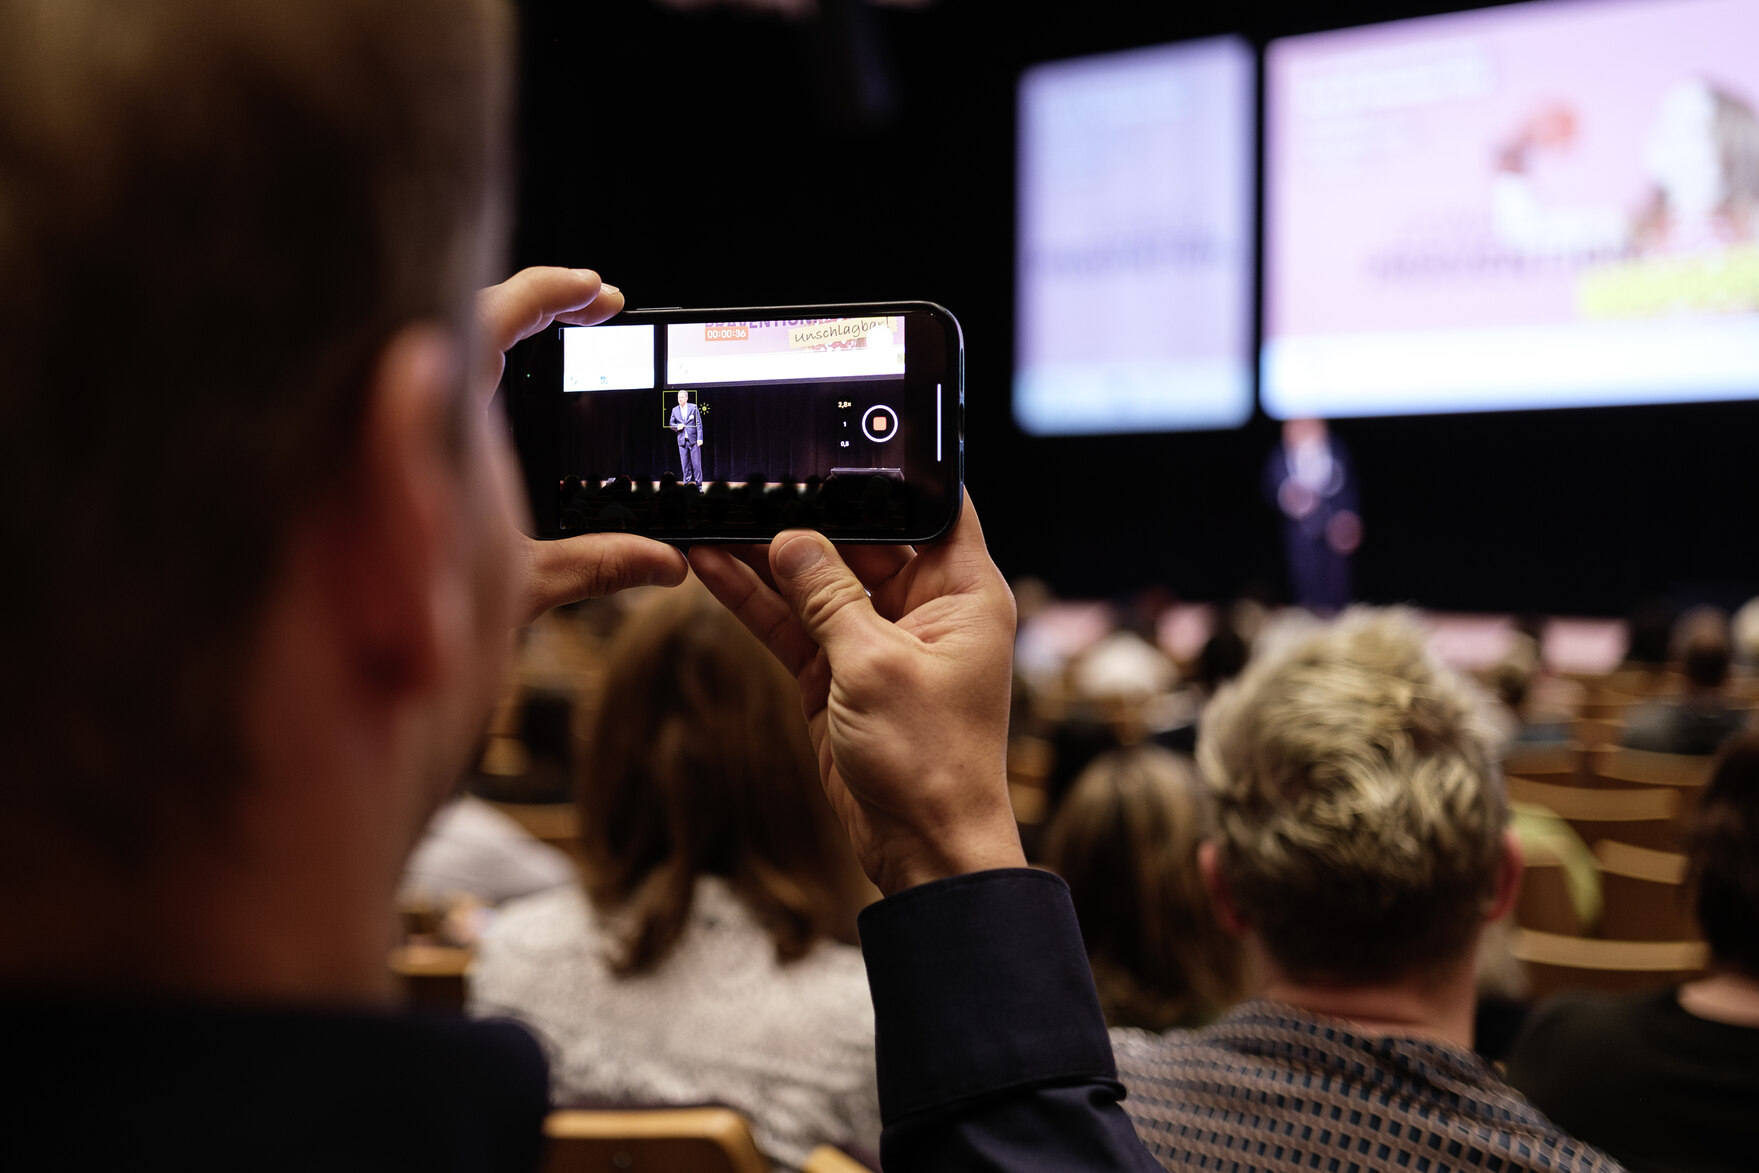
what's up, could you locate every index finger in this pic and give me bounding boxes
[688,545,821,677]
[522,532,687,624]
[842,544,915,589]
[477,266,625,356]
[695,542,911,610]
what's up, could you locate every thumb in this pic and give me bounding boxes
[771,531,879,658]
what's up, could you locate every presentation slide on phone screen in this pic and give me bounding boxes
[561,318,906,391]
[1014,36,1256,435]
[666,317,905,386]
[563,324,654,392]
[1263,0,1759,419]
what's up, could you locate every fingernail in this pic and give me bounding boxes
[652,549,690,584]
[600,283,621,296]
[775,535,824,578]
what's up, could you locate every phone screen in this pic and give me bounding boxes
[506,303,963,543]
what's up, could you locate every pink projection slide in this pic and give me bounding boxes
[1264,0,1759,418]
[667,317,906,386]
[1015,36,1255,434]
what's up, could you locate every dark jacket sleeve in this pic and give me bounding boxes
[858,868,1162,1172]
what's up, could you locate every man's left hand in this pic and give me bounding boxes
[477,267,687,622]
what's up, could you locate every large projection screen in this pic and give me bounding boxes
[1263,0,1759,420]
[1015,37,1256,435]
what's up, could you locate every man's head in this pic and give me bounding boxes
[1197,608,1512,987]
[1281,416,1328,451]
[677,390,690,406]
[0,0,511,867]
[1688,734,1759,977]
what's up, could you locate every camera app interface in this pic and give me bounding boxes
[552,314,943,534]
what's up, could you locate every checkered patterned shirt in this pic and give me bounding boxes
[1113,1000,1624,1173]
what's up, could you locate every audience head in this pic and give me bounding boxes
[1045,718,1125,815]
[1226,597,1270,647]
[1684,637,1733,692]
[1688,734,1759,977]
[0,0,511,864]
[1487,658,1532,716]
[1487,632,1542,716]
[1675,606,1733,692]
[1195,628,1250,694]
[1281,417,1329,451]
[1512,612,1551,657]
[1733,597,1759,669]
[577,583,863,974]
[1198,608,1512,987]
[1042,745,1244,1030]
[1624,599,1677,666]
[1011,576,1055,625]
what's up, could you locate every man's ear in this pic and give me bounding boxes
[1486,826,1525,924]
[1199,840,1249,937]
[319,324,466,702]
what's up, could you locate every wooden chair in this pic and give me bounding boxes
[543,1108,768,1173]
[1578,691,1640,720]
[1573,716,1627,750]
[1503,741,1582,786]
[489,800,582,852]
[1600,668,1683,698]
[1514,858,1586,936]
[1506,776,1683,853]
[1594,840,1697,941]
[802,1146,878,1173]
[389,943,472,1014]
[1007,734,1054,827]
[1510,928,1706,999]
[1588,746,1714,790]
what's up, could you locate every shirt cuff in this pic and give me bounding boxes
[857,868,1116,1122]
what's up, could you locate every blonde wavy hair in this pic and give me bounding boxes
[1198,608,1507,984]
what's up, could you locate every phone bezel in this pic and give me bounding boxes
[504,300,965,545]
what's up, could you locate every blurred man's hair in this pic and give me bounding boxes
[1198,608,1508,985]
[1687,734,1759,977]
[0,0,509,862]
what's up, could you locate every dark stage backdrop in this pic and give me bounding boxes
[510,0,1759,617]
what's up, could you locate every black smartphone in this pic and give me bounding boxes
[504,302,964,544]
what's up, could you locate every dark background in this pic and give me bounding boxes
[509,0,1759,617]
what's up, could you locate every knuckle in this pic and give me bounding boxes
[573,551,624,599]
[861,643,912,683]
[796,575,868,633]
[535,544,623,608]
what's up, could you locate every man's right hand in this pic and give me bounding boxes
[689,496,1025,896]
